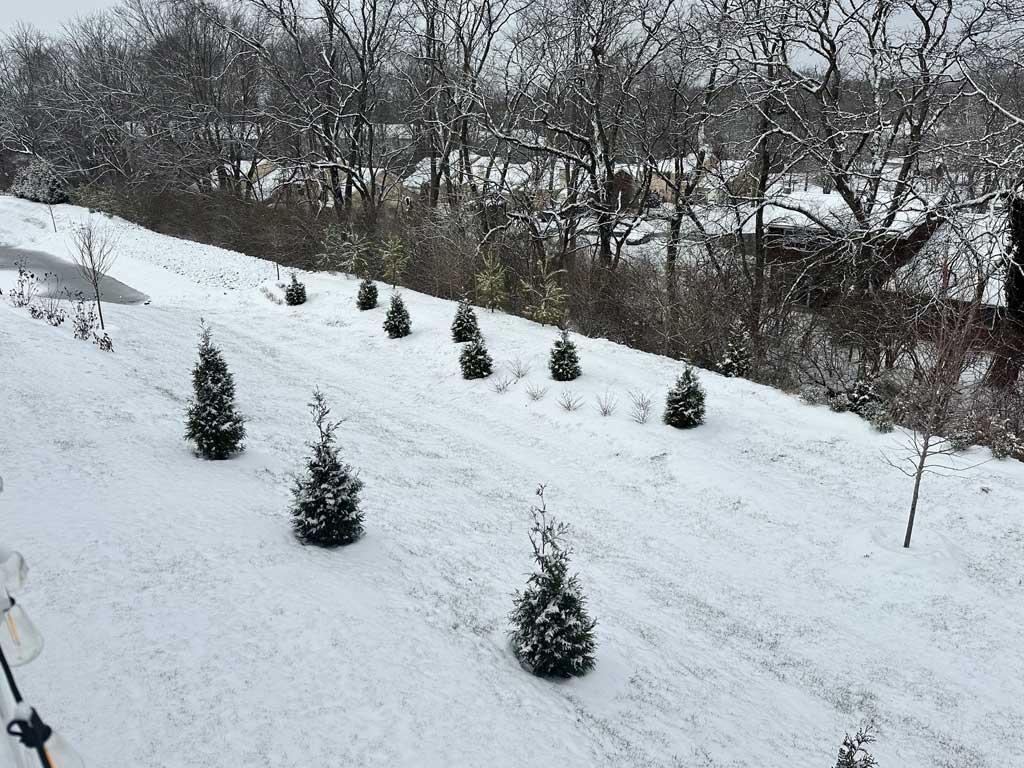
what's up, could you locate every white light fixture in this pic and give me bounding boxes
[0,594,42,668]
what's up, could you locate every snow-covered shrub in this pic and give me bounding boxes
[460,333,493,379]
[451,297,479,343]
[509,485,596,678]
[829,378,880,415]
[986,418,1024,460]
[259,284,283,305]
[719,320,752,378]
[525,383,548,401]
[799,384,830,407]
[556,390,583,411]
[93,332,114,352]
[9,158,68,205]
[184,324,246,460]
[72,300,98,340]
[629,390,653,424]
[356,278,378,310]
[833,725,877,768]
[595,391,618,416]
[860,401,894,433]
[549,329,581,381]
[664,367,706,429]
[291,389,364,547]
[507,358,531,380]
[491,376,514,394]
[7,264,39,309]
[383,293,411,338]
[284,273,307,305]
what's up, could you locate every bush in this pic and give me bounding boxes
[9,158,68,205]
[664,366,706,429]
[508,486,596,678]
[285,273,307,305]
[833,725,877,768]
[72,300,98,340]
[7,263,39,309]
[861,401,894,433]
[184,324,246,459]
[356,278,378,310]
[451,297,480,343]
[549,329,581,381]
[93,332,114,352]
[383,293,411,338]
[291,390,364,547]
[460,334,494,379]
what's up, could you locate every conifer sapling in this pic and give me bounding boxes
[459,332,494,379]
[663,366,706,429]
[549,329,581,381]
[383,293,411,338]
[509,485,596,678]
[451,297,480,342]
[357,278,378,310]
[291,390,364,547]
[834,725,877,768]
[184,323,246,459]
[719,320,752,378]
[285,273,307,305]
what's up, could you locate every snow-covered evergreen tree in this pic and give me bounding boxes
[719,320,752,378]
[509,485,596,678]
[285,273,307,305]
[663,366,706,428]
[549,329,581,381]
[451,297,480,342]
[184,324,246,459]
[9,158,68,205]
[357,278,378,310]
[834,726,877,768]
[383,293,411,338]
[459,333,493,379]
[291,389,364,547]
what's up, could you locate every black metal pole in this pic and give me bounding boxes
[0,637,54,768]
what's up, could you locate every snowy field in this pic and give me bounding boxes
[1,196,1023,767]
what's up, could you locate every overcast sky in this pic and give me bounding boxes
[4,0,119,33]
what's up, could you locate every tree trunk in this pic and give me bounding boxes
[904,434,930,548]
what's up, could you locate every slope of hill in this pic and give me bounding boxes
[1,196,1022,767]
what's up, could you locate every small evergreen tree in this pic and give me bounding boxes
[291,390,364,547]
[522,270,567,326]
[184,324,246,459]
[663,366,706,428]
[285,273,307,305]
[451,297,480,342]
[509,485,596,678]
[549,329,581,381]
[381,238,409,287]
[460,333,493,379]
[475,254,508,311]
[834,726,877,768]
[383,293,411,338]
[357,278,378,310]
[719,320,752,378]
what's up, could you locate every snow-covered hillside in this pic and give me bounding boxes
[1,196,1022,767]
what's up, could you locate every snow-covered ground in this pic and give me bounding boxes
[1,196,1023,767]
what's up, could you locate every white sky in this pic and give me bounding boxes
[3,0,120,33]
